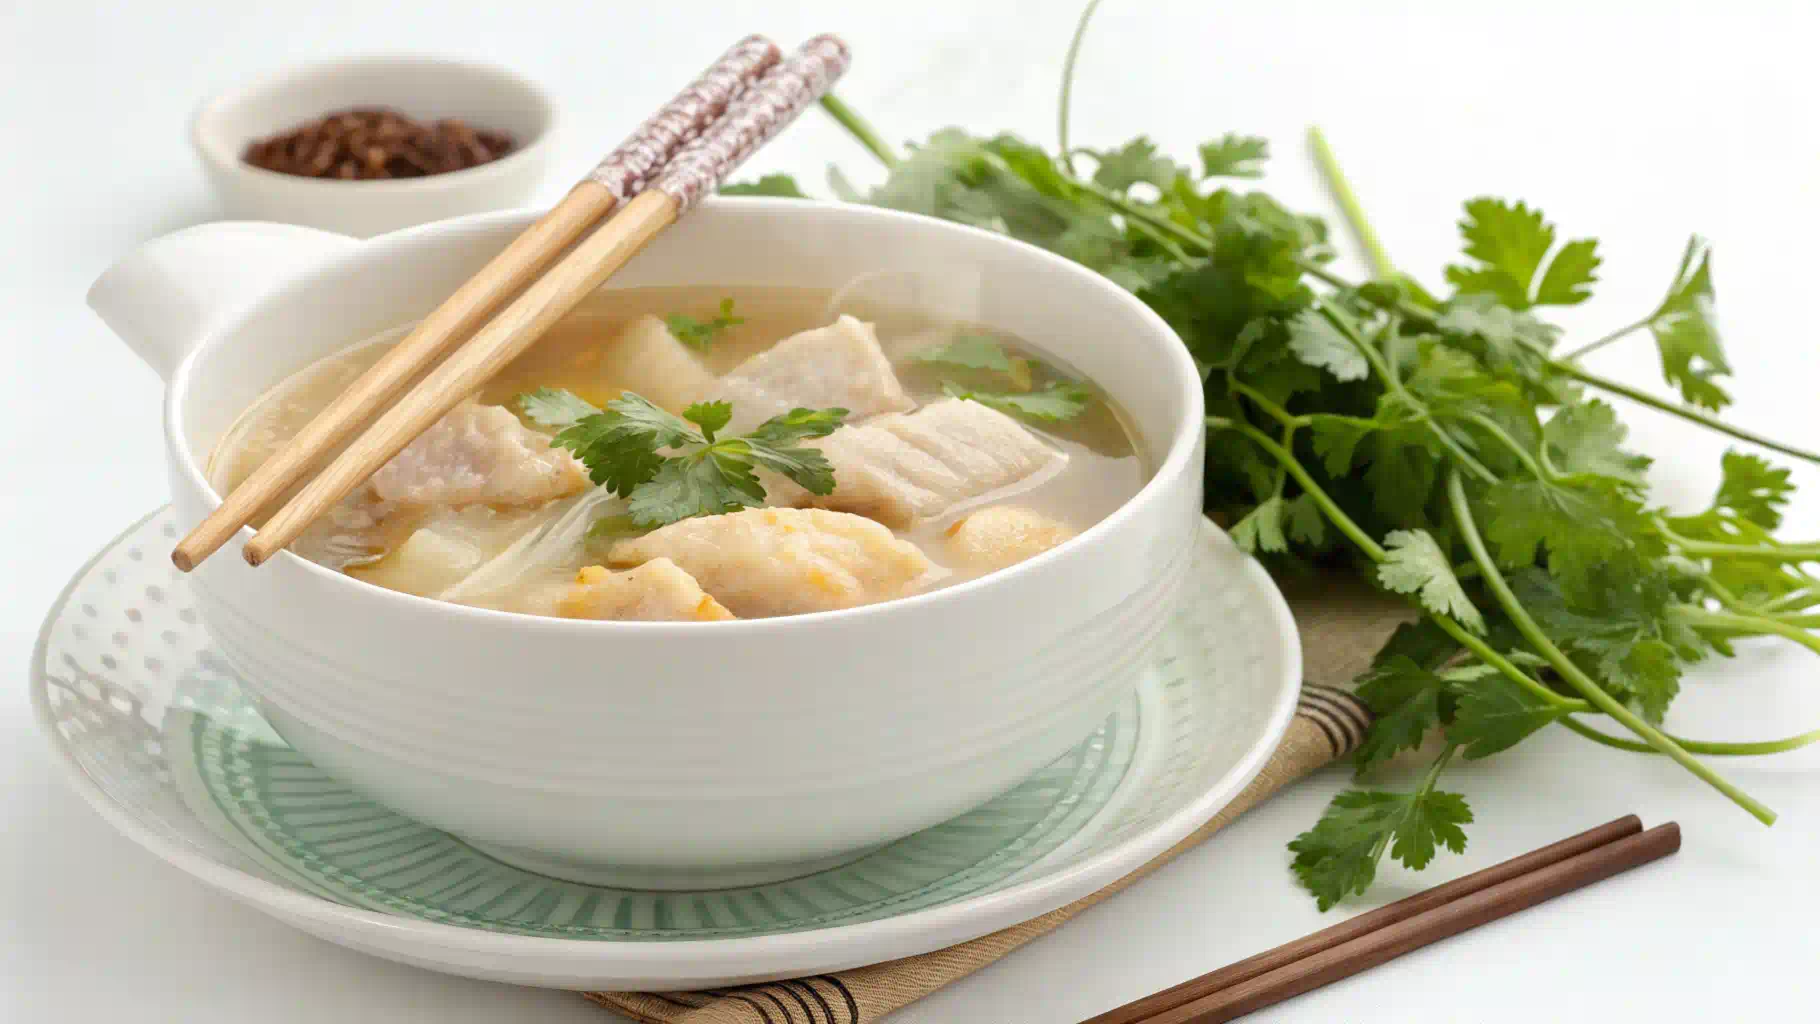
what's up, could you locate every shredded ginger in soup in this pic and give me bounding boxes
[212,286,1149,620]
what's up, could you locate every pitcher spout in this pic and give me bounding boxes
[87,221,358,382]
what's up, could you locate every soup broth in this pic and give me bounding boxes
[213,285,1149,620]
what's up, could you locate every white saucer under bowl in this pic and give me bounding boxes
[33,508,1300,991]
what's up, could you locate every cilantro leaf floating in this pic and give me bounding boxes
[1444,198,1601,310]
[942,379,1094,423]
[664,298,745,350]
[909,334,1014,372]
[720,173,809,198]
[517,386,602,431]
[1378,529,1485,632]
[524,389,847,527]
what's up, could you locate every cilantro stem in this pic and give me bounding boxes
[1674,606,1820,659]
[1209,416,1583,712]
[1446,471,1776,825]
[1319,301,1498,485]
[1307,125,1395,282]
[1657,518,1820,562]
[1229,381,1309,429]
[1460,411,1550,481]
[1072,176,1214,251]
[1056,0,1105,176]
[1560,316,1652,363]
[818,94,899,169]
[1562,717,1820,757]
[1759,588,1820,613]
[1548,363,1820,467]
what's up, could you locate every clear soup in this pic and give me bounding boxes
[212,285,1149,620]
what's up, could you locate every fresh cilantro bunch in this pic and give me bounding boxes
[518,388,846,527]
[720,0,1820,910]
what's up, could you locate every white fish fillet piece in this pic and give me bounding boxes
[594,315,721,414]
[556,559,735,622]
[944,505,1079,572]
[766,398,1068,528]
[716,316,915,433]
[607,507,938,617]
[371,402,586,507]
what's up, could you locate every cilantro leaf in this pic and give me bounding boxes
[629,451,766,526]
[1378,529,1486,632]
[1308,415,1379,476]
[1712,450,1795,529]
[1087,136,1180,192]
[1229,494,1288,554]
[552,393,702,496]
[736,407,848,495]
[1286,309,1369,382]
[1289,780,1472,911]
[665,298,745,350]
[1507,568,1703,722]
[1533,239,1602,306]
[1647,237,1730,410]
[721,174,809,198]
[909,334,1013,372]
[1353,655,1447,770]
[1443,198,1599,309]
[943,380,1094,423]
[683,400,733,441]
[1283,493,1328,547]
[1445,672,1566,759]
[516,387,601,430]
[1198,134,1269,178]
[1477,477,1657,600]
[745,406,849,447]
[1543,400,1651,487]
[1434,293,1561,370]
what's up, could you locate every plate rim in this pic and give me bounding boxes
[33,507,1302,987]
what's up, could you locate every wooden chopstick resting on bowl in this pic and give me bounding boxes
[170,36,783,572]
[1084,817,1679,1024]
[241,35,850,567]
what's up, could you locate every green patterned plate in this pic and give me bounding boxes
[35,508,1301,989]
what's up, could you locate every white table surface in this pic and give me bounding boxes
[4,1,1817,1020]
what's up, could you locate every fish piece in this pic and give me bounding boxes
[716,315,915,432]
[557,559,736,622]
[607,507,938,617]
[592,315,721,413]
[767,398,1067,528]
[371,402,586,507]
[944,505,1079,571]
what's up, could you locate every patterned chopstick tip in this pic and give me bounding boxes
[656,34,852,212]
[588,34,782,201]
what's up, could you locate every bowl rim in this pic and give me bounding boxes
[190,52,558,194]
[165,198,1207,634]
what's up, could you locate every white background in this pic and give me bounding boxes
[4,1,1818,1020]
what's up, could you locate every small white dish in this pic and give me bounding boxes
[34,508,1301,990]
[84,200,1209,886]
[191,55,557,237]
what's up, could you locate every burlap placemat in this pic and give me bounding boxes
[587,577,1410,1024]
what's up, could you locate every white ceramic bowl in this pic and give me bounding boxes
[87,201,1206,888]
[191,55,556,237]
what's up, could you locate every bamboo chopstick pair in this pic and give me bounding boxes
[1083,815,1680,1024]
[172,33,849,572]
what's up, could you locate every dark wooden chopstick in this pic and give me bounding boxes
[1086,817,1678,1024]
